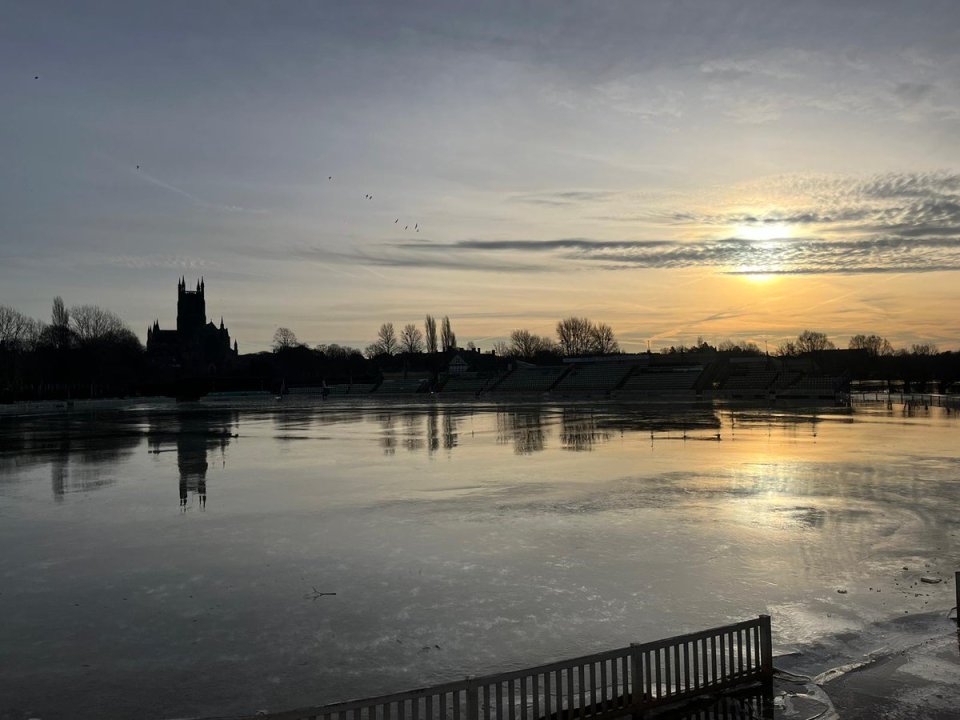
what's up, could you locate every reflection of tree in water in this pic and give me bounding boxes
[378,407,460,455]
[427,407,440,454]
[595,405,722,435]
[403,412,425,453]
[147,410,236,510]
[560,409,612,452]
[4,415,146,501]
[377,413,397,455]
[497,409,547,454]
[442,410,458,450]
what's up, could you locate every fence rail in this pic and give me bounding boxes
[234,616,772,720]
[849,391,960,409]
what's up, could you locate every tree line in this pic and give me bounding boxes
[0,298,144,400]
[273,315,621,359]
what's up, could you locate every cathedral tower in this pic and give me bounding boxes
[176,276,206,337]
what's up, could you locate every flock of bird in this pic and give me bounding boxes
[125,158,422,232]
[331,175,422,232]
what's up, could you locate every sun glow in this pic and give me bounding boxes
[732,221,794,242]
[729,220,793,283]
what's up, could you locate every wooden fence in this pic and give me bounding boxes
[848,391,960,409]
[235,616,773,720]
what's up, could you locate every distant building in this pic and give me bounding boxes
[447,354,470,376]
[147,277,238,372]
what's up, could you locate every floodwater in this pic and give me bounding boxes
[0,398,957,720]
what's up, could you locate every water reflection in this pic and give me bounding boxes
[147,410,236,509]
[376,407,462,456]
[494,405,723,454]
[559,409,612,451]
[0,415,142,498]
[497,408,547,454]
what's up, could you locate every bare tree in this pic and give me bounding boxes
[272,327,300,352]
[509,329,555,357]
[849,334,894,357]
[0,306,29,348]
[400,323,424,354]
[589,322,619,354]
[910,343,939,355]
[71,304,126,344]
[48,296,72,350]
[318,343,358,360]
[492,340,510,357]
[377,322,398,355]
[424,315,438,353]
[776,341,798,356]
[440,316,456,352]
[795,330,835,353]
[718,339,761,354]
[556,316,593,356]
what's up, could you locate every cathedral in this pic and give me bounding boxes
[146,278,238,371]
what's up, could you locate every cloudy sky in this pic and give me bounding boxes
[4,1,960,352]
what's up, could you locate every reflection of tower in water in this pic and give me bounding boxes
[148,411,235,510]
[177,431,209,510]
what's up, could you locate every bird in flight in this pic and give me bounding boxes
[328,176,332,180]
[34,76,39,80]
[136,165,140,170]
[394,218,399,223]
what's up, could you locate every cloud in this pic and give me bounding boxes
[375,233,960,276]
[509,190,623,207]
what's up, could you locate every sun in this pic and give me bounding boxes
[732,221,794,242]
[730,221,793,282]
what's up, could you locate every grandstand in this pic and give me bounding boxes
[616,368,702,397]
[552,363,633,396]
[373,377,429,394]
[487,365,569,394]
[720,370,779,398]
[778,375,840,400]
[326,383,376,395]
[440,374,495,394]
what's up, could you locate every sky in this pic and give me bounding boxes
[3,1,960,353]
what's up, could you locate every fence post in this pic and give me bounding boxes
[466,676,479,720]
[955,572,959,624]
[758,616,773,676]
[759,615,774,699]
[629,643,644,719]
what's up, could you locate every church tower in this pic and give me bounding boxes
[177,277,206,337]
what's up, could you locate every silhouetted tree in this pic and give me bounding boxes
[70,304,127,345]
[776,341,797,356]
[509,329,555,357]
[556,317,593,356]
[424,315,438,353]
[440,316,455,352]
[400,323,424,354]
[589,322,619,354]
[365,322,399,358]
[795,330,835,353]
[47,296,72,350]
[911,343,939,355]
[718,338,762,354]
[492,340,510,357]
[0,306,29,350]
[272,327,300,352]
[849,334,894,357]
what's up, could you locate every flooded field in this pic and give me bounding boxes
[1,398,958,719]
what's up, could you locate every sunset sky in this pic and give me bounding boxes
[3,1,960,352]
